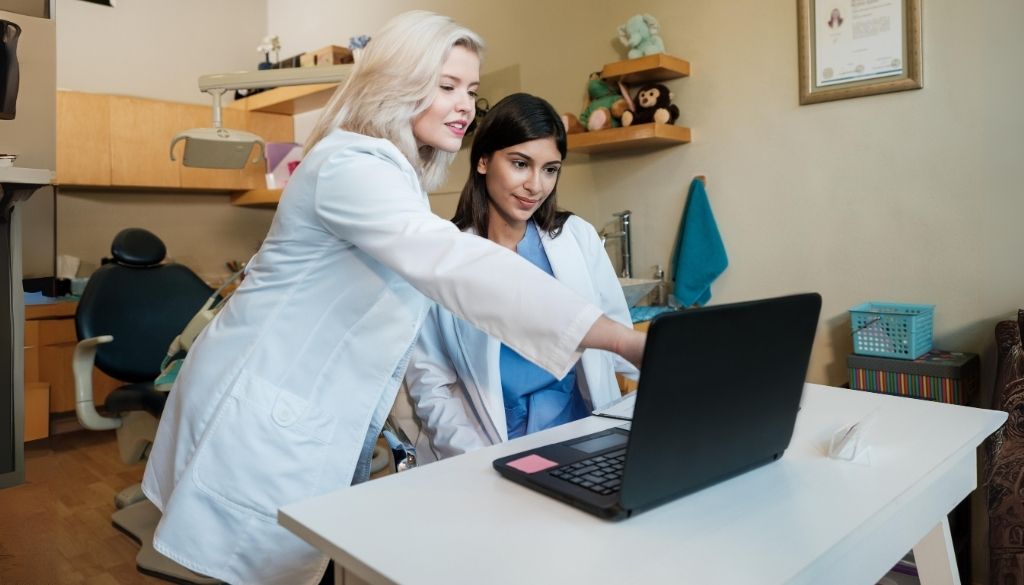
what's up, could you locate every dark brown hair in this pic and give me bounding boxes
[451,93,571,238]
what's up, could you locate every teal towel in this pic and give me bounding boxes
[672,178,728,307]
[630,305,676,324]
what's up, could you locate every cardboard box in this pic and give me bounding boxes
[848,349,979,405]
[313,44,353,66]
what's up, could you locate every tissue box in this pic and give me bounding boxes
[264,142,303,189]
[848,350,979,405]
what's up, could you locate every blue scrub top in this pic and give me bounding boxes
[501,221,589,439]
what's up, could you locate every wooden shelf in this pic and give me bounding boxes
[567,123,691,154]
[600,54,690,86]
[229,82,339,115]
[231,188,282,207]
[565,54,692,154]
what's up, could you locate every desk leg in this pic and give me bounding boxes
[913,517,960,585]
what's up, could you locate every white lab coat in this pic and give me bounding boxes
[141,130,604,585]
[404,216,638,462]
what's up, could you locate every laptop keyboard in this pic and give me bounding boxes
[549,449,627,496]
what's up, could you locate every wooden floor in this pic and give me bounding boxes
[0,431,165,585]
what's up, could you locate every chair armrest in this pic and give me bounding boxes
[73,335,121,431]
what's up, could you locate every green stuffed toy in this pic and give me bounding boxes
[561,74,629,134]
[618,14,665,59]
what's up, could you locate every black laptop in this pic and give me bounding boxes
[493,293,821,520]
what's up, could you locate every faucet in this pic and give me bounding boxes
[600,210,632,278]
[653,264,666,305]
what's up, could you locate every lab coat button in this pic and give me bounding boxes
[273,403,297,426]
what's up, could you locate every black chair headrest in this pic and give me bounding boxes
[111,228,167,267]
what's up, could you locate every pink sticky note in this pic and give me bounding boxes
[506,454,559,474]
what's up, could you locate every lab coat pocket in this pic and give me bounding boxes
[193,373,336,519]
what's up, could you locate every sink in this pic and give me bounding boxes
[618,278,660,307]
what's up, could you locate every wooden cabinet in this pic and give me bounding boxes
[25,302,122,421]
[56,91,293,191]
[109,95,183,188]
[23,319,48,441]
[568,54,692,154]
[230,187,283,208]
[56,91,112,186]
[24,382,49,442]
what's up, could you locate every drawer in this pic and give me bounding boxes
[24,320,40,382]
[37,318,77,346]
[25,319,39,347]
[24,382,50,441]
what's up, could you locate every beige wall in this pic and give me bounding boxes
[1,8,57,278]
[51,0,1020,388]
[583,1,1024,398]
[49,0,1024,383]
[271,0,608,225]
[274,0,1024,395]
[53,0,274,284]
[55,0,267,104]
[273,7,1023,579]
[58,191,271,283]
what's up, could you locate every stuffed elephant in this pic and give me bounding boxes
[618,14,665,59]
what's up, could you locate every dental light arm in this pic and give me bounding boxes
[170,64,352,170]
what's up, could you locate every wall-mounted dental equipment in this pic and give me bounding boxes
[170,64,351,169]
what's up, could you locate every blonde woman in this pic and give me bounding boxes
[142,11,645,585]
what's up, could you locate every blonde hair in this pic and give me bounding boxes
[304,11,484,192]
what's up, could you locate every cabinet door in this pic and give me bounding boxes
[241,111,295,189]
[24,383,49,441]
[177,104,250,190]
[24,319,39,383]
[56,91,112,186]
[24,321,47,441]
[38,318,78,413]
[109,96,182,188]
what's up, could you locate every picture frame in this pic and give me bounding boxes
[797,0,923,105]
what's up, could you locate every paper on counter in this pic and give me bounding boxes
[57,254,80,279]
[593,391,636,421]
[827,407,880,465]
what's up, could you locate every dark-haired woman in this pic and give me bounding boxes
[404,93,638,462]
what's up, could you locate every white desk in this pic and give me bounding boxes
[280,384,1006,585]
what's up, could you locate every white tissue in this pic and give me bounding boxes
[828,408,880,465]
[56,254,80,279]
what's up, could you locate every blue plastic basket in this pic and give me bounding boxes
[849,302,934,360]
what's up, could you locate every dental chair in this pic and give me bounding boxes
[73,227,221,584]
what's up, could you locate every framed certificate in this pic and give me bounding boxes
[797,0,922,105]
